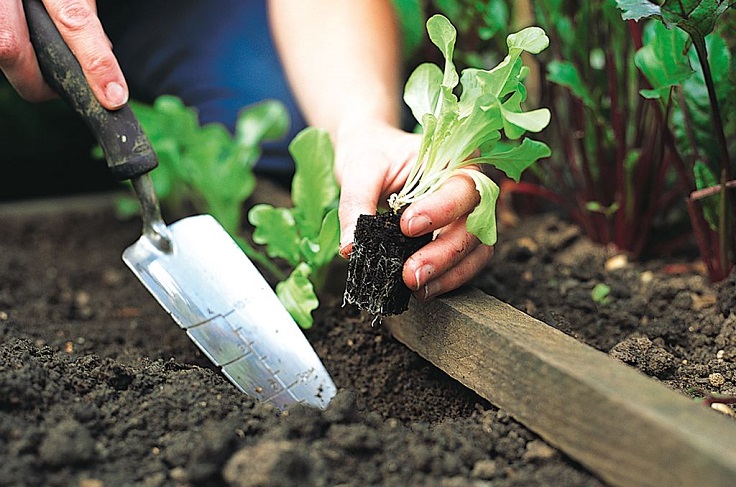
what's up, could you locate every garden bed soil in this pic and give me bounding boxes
[1,193,734,486]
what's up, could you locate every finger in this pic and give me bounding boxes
[43,0,127,108]
[402,217,480,291]
[413,242,494,301]
[336,160,384,258]
[400,169,480,238]
[0,1,57,101]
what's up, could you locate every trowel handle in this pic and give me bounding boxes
[23,0,157,180]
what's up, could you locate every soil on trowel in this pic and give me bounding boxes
[1,194,732,486]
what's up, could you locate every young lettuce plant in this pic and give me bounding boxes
[107,95,290,277]
[248,127,340,329]
[344,14,552,317]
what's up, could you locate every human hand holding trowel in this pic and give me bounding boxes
[21,0,336,410]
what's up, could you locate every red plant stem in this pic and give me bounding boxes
[628,20,643,50]
[609,35,626,249]
[502,180,595,237]
[501,180,567,208]
[632,141,671,257]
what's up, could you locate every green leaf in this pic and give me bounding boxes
[299,208,340,269]
[290,128,339,239]
[427,14,459,88]
[469,139,552,182]
[616,0,662,21]
[393,16,551,241]
[585,201,620,218]
[660,0,730,36]
[635,22,694,100]
[464,170,500,246]
[591,283,612,304]
[248,204,302,266]
[506,26,550,54]
[404,63,443,123]
[276,263,319,329]
[547,61,596,109]
[501,107,552,133]
[130,96,284,236]
[617,0,731,37]
[235,100,289,147]
[390,0,426,56]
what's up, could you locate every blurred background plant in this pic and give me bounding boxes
[3,0,733,281]
[394,0,734,281]
[94,95,290,280]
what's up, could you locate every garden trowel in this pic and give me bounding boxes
[24,0,336,410]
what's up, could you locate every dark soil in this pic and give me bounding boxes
[345,210,432,316]
[1,194,734,486]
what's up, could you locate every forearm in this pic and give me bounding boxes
[267,0,402,139]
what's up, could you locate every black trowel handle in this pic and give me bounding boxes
[23,0,157,180]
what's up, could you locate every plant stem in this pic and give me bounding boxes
[690,33,734,279]
[235,236,287,282]
[690,34,732,180]
[690,179,736,200]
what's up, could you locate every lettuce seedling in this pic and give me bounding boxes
[248,128,340,329]
[108,95,290,277]
[389,14,552,246]
[344,15,552,317]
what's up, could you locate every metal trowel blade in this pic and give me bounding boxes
[122,214,337,410]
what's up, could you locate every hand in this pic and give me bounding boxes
[0,0,127,109]
[334,120,494,301]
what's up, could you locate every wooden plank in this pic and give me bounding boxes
[385,288,736,487]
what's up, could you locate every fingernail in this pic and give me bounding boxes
[413,264,435,291]
[407,214,431,237]
[339,225,355,257]
[422,281,441,300]
[338,242,353,259]
[105,81,128,107]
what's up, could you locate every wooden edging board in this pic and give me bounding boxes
[385,288,736,487]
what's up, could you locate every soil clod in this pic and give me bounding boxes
[344,211,432,316]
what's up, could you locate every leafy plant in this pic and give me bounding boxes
[458,0,735,281]
[504,0,682,258]
[104,95,290,277]
[248,128,340,329]
[390,14,552,246]
[615,0,734,280]
[591,282,612,305]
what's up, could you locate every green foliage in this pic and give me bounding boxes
[634,22,694,101]
[127,96,289,235]
[391,0,427,56]
[107,95,291,280]
[393,14,551,246]
[614,0,735,280]
[591,283,612,304]
[617,0,731,36]
[248,128,340,329]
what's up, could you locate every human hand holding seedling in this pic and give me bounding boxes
[334,119,494,301]
[1,0,127,109]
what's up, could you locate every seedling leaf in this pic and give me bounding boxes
[276,263,319,329]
